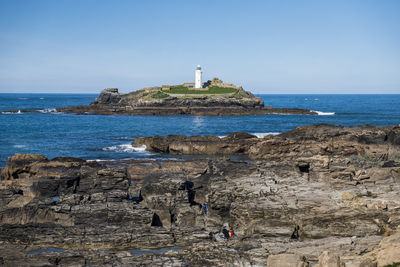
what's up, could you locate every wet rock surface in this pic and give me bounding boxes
[1,124,400,266]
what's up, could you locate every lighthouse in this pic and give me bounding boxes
[195,65,202,88]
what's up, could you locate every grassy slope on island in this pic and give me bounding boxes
[151,91,169,99]
[167,86,238,94]
[130,84,249,100]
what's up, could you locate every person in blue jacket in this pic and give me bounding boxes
[201,202,208,215]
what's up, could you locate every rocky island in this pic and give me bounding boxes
[2,65,318,116]
[0,124,399,266]
[56,77,316,116]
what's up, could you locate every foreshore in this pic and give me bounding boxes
[0,124,399,266]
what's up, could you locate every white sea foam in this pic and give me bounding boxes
[312,110,335,116]
[116,137,132,140]
[18,97,28,100]
[40,97,45,100]
[102,143,148,153]
[218,132,280,139]
[13,144,26,148]
[39,108,59,113]
[251,132,280,138]
[87,159,111,162]
[1,110,22,114]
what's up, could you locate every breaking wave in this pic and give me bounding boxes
[102,143,148,153]
[39,108,61,114]
[218,132,280,138]
[312,110,335,116]
[1,110,22,114]
[251,132,280,138]
[87,159,111,162]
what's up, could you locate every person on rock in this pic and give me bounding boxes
[222,226,230,239]
[201,202,208,215]
[229,229,237,239]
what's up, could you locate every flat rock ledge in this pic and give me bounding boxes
[0,124,400,266]
[56,105,317,116]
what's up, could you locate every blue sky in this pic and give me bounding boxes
[0,0,399,94]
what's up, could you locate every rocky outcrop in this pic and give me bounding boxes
[0,153,48,180]
[53,87,317,116]
[4,86,318,116]
[135,124,400,159]
[134,132,259,154]
[121,93,265,109]
[92,88,122,105]
[1,124,399,266]
[359,230,400,267]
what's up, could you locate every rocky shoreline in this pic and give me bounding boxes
[56,105,317,116]
[0,124,399,266]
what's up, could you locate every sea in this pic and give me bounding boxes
[0,94,399,168]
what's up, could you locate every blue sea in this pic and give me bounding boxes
[1,94,399,168]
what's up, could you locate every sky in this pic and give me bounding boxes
[0,0,399,94]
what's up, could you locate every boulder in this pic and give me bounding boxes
[318,251,345,267]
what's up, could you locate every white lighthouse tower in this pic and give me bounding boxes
[195,65,202,88]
